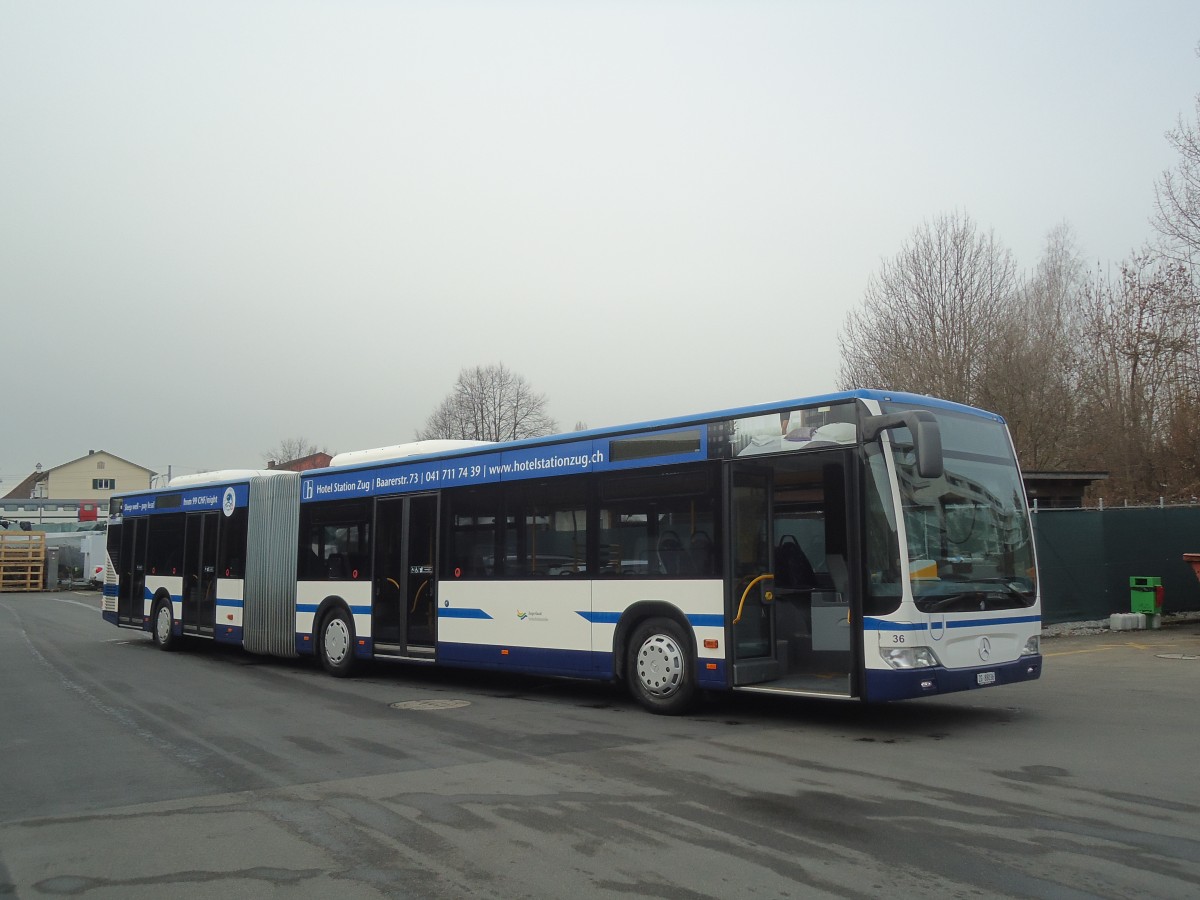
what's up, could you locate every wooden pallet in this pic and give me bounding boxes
[0,531,46,592]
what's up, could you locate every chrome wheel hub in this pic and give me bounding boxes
[324,617,350,664]
[156,606,171,642]
[636,633,683,697]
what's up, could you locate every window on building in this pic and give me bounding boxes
[93,478,116,490]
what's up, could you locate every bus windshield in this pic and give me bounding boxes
[882,403,1036,613]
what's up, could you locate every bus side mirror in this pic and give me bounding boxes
[863,411,944,479]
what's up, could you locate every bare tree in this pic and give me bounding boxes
[1153,46,1200,264]
[980,224,1087,470]
[417,363,557,442]
[263,437,327,466]
[838,211,1021,406]
[1137,45,1200,500]
[1077,253,1197,499]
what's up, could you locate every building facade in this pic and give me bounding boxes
[41,451,154,501]
[2,451,155,530]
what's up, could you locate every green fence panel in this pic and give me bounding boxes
[1032,510,1107,624]
[1032,507,1200,624]
[1101,507,1200,618]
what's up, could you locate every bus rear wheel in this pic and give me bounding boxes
[627,617,695,715]
[152,599,177,651]
[319,606,358,677]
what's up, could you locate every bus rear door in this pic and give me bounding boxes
[117,517,147,627]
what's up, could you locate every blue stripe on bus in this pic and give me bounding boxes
[577,611,620,624]
[438,607,494,619]
[216,600,244,609]
[864,614,1041,632]
[296,603,372,615]
[946,614,1041,628]
[577,611,725,628]
[864,619,928,631]
[142,588,183,603]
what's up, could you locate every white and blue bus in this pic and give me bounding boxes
[103,390,1041,713]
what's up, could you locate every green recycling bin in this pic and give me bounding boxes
[1129,576,1163,615]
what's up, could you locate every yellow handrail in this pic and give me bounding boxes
[733,573,774,625]
[410,579,429,613]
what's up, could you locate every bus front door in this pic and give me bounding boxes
[772,457,854,697]
[730,467,776,684]
[182,513,218,636]
[373,494,438,657]
[730,455,854,697]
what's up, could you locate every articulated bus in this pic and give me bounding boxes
[103,390,1041,714]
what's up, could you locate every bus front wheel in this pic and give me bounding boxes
[627,617,695,715]
[319,606,358,677]
[152,600,177,651]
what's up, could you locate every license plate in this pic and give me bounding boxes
[977,672,996,685]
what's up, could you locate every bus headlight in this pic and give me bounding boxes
[880,646,940,669]
[1021,635,1040,656]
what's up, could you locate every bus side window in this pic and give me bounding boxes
[598,466,720,579]
[443,486,504,579]
[689,530,715,576]
[217,507,248,579]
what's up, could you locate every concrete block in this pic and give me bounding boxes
[1109,613,1148,631]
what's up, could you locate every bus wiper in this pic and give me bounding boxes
[971,578,1032,601]
[924,592,976,612]
[923,580,1030,612]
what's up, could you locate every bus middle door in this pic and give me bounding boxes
[373,494,438,657]
[729,465,779,685]
[182,512,219,636]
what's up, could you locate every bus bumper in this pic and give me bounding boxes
[864,655,1042,702]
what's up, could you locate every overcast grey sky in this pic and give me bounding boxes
[3,1,1199,487]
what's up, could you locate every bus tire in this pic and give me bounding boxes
[152,599,177,651]
[627,617,695,715]
[319,606,358,677]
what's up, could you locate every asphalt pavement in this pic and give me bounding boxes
[2,591,1198,899]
